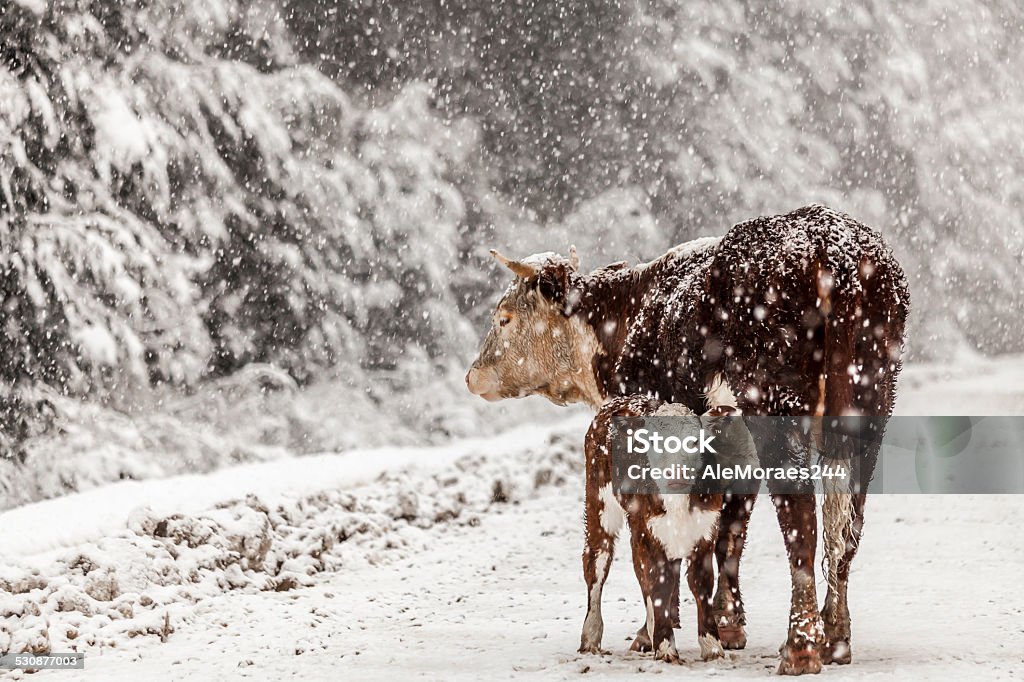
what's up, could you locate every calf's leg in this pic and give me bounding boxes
[630,559,677,653]
[629,523,680,663]
[688,536,725,660]
[579,485,623,653]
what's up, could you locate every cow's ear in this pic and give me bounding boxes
[536,265,566,303]
[536,263,581,315]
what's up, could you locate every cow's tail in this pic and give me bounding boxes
[814,220,907,602]
[821,482,855,596]
[815,261,858,598]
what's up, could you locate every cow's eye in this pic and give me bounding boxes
[498,313,512,328]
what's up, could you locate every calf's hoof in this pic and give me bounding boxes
[717,623,747,650]
[698,633,725,661]
[579,615,604,654]
[777,643,823,675]
[630,625,653,653]
[822,639,851,665]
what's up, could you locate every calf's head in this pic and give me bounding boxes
[466,248,605,408]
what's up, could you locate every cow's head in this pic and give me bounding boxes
[465,247,605,408]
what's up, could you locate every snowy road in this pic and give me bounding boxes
[67,488,1023,680]
[8,357,1024,680]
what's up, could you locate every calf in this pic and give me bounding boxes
[581,396,758,663]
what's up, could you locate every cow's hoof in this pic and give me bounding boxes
[698,633,725,661]
[654,640,681,664]
[717,623,747,650]
[777,643,823,675]
[822,639,851,665]
[578,641,603,655]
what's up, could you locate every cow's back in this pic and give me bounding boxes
[624,205,908,415]
[709,204,907,310]
[701,204,909,414]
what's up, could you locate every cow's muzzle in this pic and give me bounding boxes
[466,366,501,400]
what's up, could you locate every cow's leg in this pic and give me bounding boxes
[579,486,623,653]
[712,493,755,649]
[744,413,825,675]
[629,525,680,663]
[688,536,725,660]
[773,493,825,675]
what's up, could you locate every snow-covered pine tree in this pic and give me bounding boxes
[2,0,482,409]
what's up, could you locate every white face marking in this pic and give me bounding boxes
[646,500,719,561]
[473,273,607,409]
[598,483,625,536]
[646,409,703,494]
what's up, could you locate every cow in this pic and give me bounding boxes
[582,396,760,663]
[466,204,909,674]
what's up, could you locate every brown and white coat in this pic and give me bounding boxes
[580,396,762,662]
[468,204,909,674]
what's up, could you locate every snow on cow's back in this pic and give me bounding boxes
[629,235,723,326]
[660,236,723,264]
[712,204,906,297]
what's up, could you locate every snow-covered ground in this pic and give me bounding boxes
[3,357,1024,680]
